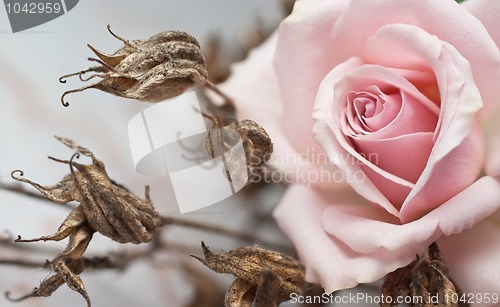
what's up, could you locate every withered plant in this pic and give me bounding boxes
[8,136,162,306]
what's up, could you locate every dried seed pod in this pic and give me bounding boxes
[382,242,460,307]
[202,113,273,186]
[10,136,162,306]
[191,242,304,306]
[60,25,230,106]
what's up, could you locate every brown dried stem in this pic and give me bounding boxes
[0,258,49,268]
[160,216,258,243]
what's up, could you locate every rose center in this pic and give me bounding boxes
[346,85,400,134]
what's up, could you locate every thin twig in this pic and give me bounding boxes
[0,258,49,268]
[161,215,258,243]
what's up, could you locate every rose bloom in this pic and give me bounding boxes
[217,0,500,302]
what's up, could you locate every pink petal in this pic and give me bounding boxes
[483,104,500,177]
[324,176,500,255]
[323,205,439,254]
[438,209,500,307]
[331,0,500,119]
[356,133,434,184]
[274,0,350,156]
[469,4,500,180]
[273,184,418,293]
[400,123,484,222]
[462,0,500,51]
[341,68,439,140]
[348,89,401,132]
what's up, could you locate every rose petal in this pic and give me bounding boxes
[340,68,439,140]
[274,0,350,155]
[483,103,500,177]
[401,123,484,221]
[331,0,500,119]
[323,205,439,254]
[462,0,500,51]
[324,176,500,254]
[438,209,500,307]
[355,132,434,184]
[273,184,418,292]
[469,2,500,179]
[348,88,401,133]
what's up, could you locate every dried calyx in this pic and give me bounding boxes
[60,25,232,107]
[191,242,305,307]
[7,136,162,307]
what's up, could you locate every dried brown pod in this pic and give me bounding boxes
[191,242,304,307]
[382,242,461,307]
[202,113,273,186]
[60,25,231,106]
[9,136,162,306]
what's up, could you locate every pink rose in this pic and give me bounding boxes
[218,0,500,302]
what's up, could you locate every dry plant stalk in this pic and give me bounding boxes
[202,112,273,186]
[191,242,304,307]
[382,242,463,307]
[8,136,162,307]
[60,25,231,106]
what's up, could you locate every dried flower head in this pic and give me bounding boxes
[191,242,304,307]
[60,25,229,107]
[9,136,162,306]
[382,242,460,307]
[202,113,273,186]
